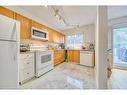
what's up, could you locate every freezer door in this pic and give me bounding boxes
[0,41,19,88]
[0,15,18,41]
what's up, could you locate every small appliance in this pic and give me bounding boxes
[31,27,48,41]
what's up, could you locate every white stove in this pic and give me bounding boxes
[30,45,54,77]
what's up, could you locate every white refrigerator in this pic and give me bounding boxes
[0,15,20,89]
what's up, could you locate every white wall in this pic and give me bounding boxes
[63,16,127,49]
[95,6,108,89]
[63,24,95,43]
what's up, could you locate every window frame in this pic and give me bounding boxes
[66,33,84,49]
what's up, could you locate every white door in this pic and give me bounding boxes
[0,15,17,41]
[113,27,127,69]
[0,41,18,88]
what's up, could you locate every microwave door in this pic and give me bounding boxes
[32,27,48,40]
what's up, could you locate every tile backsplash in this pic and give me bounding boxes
[20,39,63,49]
[20,39,49,46]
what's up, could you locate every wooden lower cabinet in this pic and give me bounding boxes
[68,50,73,62]
[54,50,65,65]
[68,50,80,64]
[73,50,80,63]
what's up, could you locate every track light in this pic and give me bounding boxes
[52,7,79,29]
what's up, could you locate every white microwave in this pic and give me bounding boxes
[31,27,49,41]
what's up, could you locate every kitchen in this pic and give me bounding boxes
[0,6,127,89]
[0,6,96,89]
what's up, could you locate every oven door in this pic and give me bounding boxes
[35,51,54,77]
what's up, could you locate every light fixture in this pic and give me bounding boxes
[52,7,79,29]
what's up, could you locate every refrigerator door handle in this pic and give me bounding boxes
[13,53,16,61]
[12,43,17,62]
[11,22,16,40]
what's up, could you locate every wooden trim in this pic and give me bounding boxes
[0,6,15,19]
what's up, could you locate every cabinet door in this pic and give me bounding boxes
[16,14,31,39]
[47,28,53,42]
[59,34,65,43]
[54,51,58,65]
[73,50,80,63]
[0,7,15,19]
[32,21,47,30]
[59,33,63,43]
[53,31,58,43]
[57,32,61,43]
[68,50,73,62]
[63,35,65,43]
[61,50,65,62]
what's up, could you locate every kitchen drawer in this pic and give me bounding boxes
[20,53,34,60]
[19,68,35,82]
[20,53,34,69]
[20,59,34,69]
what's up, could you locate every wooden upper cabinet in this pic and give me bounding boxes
[55,32,65,44]
[52,31,65,43]
[54,31,65,43]
[15,13,31,39]
[63,35,65,44]
[47,28,65,43]
[0,6,15,19]
[47,28,53,42]
[32,21,47,30]
[60,33,63,43]
[57,32,60,43]
[60,33,65,44]
[52,30,58,43]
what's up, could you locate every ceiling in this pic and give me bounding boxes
[13,6,127,31]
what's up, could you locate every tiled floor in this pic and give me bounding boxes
[20,62,127,89]
[108,68,127,89]
[20,62,96,89]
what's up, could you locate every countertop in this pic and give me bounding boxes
[53,49,95,53]
[20,51,35,54]
[20,49,95,54]
[80,50,95,53]
[20,50,54,54]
